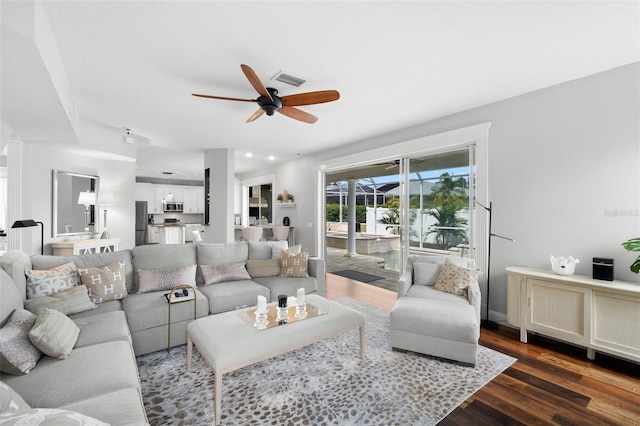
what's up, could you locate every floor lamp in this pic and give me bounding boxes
[474,200,515,329]
[98,192,114,239]
[12,220,44,255]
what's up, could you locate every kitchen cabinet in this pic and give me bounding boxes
[183,187,205,213]
[159,226,185,244]
[148,187,164,213]
[135,183,150,202]
[148,226,160,243]
[506,267,640,363]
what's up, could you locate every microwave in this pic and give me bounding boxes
[163,202,183,212]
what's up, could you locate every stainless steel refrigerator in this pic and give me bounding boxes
[135,201,148,246]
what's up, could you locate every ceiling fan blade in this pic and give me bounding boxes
[246,108,265,123]
[192,93,256,103]
[241,64,273,101]
[278,106,318,124]
[281,90,340,107]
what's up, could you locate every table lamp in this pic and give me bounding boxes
[77,191,96,232]
[98,192,114,239]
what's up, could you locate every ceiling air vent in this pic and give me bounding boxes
[272,71,306,87]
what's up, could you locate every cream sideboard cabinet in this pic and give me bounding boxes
[506,267,640,363]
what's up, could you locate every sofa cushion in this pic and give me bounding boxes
[252,276,318,301]
[280,250,308,277]
[197,242,248,265]
[413,262,442,286]
[59,387,148,426]
[73,311,131,348]
[133,244,197,293]
[0,309,42,376]
[405,284,469,304]
[201,263,251,285]
[68,300,123,320]
[198,280,269,314]
[78,261,128,303]
[247,240,289,260]
[0,251,32,306]
[122,289,209,333]
[0,269,24,327]
[0,381,30,411]
[2,341,140,408]
[137,264,197,294]
[30,251,134,294]
[0,408,108,425]
[28,309,79,360]
[246,259,281,278]
[24,285,97,317]
[433,259,482,297]
[25,262,79,299]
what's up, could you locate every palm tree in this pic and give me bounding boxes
[424,204,468,249]
[431,172,466,207]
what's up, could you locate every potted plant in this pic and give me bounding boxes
[621,237,640,274]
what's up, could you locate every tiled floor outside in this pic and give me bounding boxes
[326,247,400,292]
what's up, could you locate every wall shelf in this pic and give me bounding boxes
[276,202,296,208]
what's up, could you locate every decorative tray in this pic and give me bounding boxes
[239,302,328,330]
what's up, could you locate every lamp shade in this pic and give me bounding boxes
[11,220,38,228]
[77,191,96,206]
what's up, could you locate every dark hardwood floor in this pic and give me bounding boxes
[325,273,640,425]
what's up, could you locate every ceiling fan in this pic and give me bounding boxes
[192,64,340,124]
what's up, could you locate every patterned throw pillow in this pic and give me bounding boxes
[0,409,108,425]
[137,265,197,294]
[433,259,482,297]
[0,309,42,376]
[25,262,79,299]
[78,261,128,303]
[280,250,309,278]
[24,285,97,316]
[28,308,79,360]
[200,263,252,285]
[246,259,281,278]
[0,381,30,411]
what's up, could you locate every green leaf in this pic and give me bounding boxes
[631,256,640,274]
[621,238,640,252]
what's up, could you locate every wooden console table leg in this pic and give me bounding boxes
[215,370,222,425]
[359,324,365,359]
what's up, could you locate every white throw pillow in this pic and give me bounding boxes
[433,259,482,297]
[28,308,79,360]
[413,262,442,286]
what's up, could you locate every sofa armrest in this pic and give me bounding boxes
[308,257,326,297]
[467,281,481,322]
[397,264,413,299]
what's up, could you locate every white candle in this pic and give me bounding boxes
[257,295,267,314]
[296,288,305,306]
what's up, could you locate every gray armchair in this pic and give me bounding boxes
[390,255,481,365]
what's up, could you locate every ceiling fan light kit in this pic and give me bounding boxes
[192,64,339,124]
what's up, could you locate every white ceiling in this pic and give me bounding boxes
[3,1,639,179]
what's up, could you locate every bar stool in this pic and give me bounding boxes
[272,226,290,241]
[242,227,263,241]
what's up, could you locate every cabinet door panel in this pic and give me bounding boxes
[527,279,590,343]
[592,291,640,357]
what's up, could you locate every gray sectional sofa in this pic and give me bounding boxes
[0,240,325,425]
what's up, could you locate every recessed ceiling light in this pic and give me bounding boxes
[268,155,275,161]
[246,153,253,158]
[272,71,306,87]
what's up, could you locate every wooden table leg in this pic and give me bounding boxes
[359,324,365,359]
[186,335,192,372]
[215,369,222,425]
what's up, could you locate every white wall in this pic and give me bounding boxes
[253,63,640,318]
[19,144,135,254]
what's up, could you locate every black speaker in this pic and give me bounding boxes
[283,217,290,226]
[592,257,614,281]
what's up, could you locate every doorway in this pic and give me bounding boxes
[323,146,476,292]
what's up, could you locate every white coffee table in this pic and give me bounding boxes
[186,294,365,425]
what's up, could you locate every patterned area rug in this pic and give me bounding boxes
[137,298,516,425]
